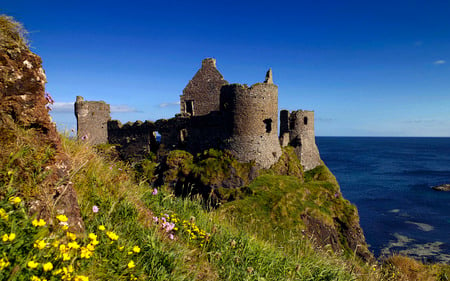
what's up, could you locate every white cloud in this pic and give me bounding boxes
[159,101,180,108]
[110,105,139,113]
[433,60,446,65]
[50,102,73,112]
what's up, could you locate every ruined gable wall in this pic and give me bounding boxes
[220,82,282,168]
[107,120,157,160]
[180,58,228,116]
[289,110,321,171]
[74,96,110,145]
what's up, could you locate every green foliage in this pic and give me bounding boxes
[0,15,29,50]
[0,127,56,197]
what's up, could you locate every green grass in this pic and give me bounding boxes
[0,15,29,50]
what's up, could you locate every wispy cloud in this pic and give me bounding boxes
[433,60,446,65]
[50,102,138,113]
[403,119,437,124]
[50,102,73,112]
[316,117,334,122]
[159,101,180,108]
[110,105,139,113]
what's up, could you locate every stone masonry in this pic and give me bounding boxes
[74,96,110,145]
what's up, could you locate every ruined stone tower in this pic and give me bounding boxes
[286,110,321,171]
[220,71,282,168]
[74,96,110,145]
[180,58,228,116]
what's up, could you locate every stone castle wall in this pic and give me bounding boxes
[180,58,228,116]
[107,120,157,160]
[288,110,321,171]
[220,82,282,168]
[74,96,110,145]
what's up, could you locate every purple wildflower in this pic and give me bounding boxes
[334,192,339,198]
[81,135,88,141]
[92,205,99,213]
[161,217,166,223]
[152,216,159,223]
[152,188,158,195]
[169,233,174,240]
[44,92,54,104]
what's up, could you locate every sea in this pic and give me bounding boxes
[316,137,450,263]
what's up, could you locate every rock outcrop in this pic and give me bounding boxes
[0,15,84,232]
[432,184,450,192]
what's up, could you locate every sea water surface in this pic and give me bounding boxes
[316,137,450,263]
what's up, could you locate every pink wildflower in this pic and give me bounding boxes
[92,205,99,213]
[152,188,158,195]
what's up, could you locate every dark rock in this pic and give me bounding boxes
[432,184,450,191]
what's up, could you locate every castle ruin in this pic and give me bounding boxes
[74,58,321,170]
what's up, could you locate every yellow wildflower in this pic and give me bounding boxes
[52,240,60,248]
[2,233,15,242]
[59,244,68,253]
[88,233,97,240]
[74,275,89,281]
[32,218,46,227]
[56,214,68,222]
[86,243,95,251]
[27,260,39,269]
[0,257,10,270]
[43,262,53,272]
[132,246,140,253]
[118,245,124,251]
[62,253,71,261]
[9,196,21,205]
[61,224,69,230]
[90,239,99,246]
[68,241,80,249]
[67,232,77,241]
[127,260,135,269]
[31,276,41,281]
[0,208,8,220]
[80,247,93,259]
[53,268,62,275]
[106,231,119,241]
[34,239,47,250]
[98,225,106,231]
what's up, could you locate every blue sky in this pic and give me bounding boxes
[3,0,450,136]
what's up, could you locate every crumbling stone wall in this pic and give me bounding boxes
[220,77,282,169]
[107,120,157,160]
[288,110,321,171]
[180,58,228,116]
[74,96,110,145]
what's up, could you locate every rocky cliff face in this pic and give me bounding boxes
[0,16,84,232]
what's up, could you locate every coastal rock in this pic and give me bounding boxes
[431,184,450,192]
[0,16,84,232]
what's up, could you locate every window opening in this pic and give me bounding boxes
[263,119,272,133]
[303,117,308,125]
[185,100,194,115]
